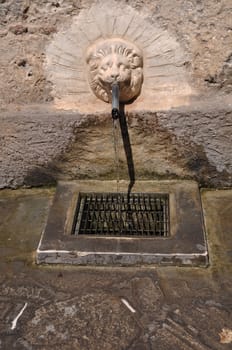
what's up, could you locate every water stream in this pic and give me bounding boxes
[112,109,136,233]
[112,117,123,232]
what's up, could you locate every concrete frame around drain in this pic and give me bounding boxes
[36,180,209,267]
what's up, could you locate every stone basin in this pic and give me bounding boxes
[37,180,208,267]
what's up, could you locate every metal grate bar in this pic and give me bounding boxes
[72,193,169,237]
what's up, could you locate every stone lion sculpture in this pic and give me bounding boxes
[86,38,143,103]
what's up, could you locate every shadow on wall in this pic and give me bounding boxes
[22,113,231,189]
[24,166,57,187]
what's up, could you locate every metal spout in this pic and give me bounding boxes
[111,82,120,120]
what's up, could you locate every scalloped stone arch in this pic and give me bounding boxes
[45,0,193,112]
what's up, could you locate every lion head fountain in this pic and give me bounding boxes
[86,38,143,104]
[45,0,192,111]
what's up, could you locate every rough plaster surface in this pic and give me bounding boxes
[0,0,231,188]
[0,0,231,109]
[0,96,231,188]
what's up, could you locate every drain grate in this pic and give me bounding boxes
[72,193,169,237]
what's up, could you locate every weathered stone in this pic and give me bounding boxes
[36,180,208,267]
[0,0,231,189]
[23,293,139,349]
[0,96,231,188]
[86,38,143,103]
[0,0,231,108]
[0,188,232,349]
[44,0,192,111]
[9,24,28,35]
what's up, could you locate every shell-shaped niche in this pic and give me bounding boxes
[45,0,193,112]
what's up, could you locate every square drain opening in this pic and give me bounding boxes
[72,192,169,237]
[36,181,208,267]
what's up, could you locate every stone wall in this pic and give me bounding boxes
[0,0,231,188]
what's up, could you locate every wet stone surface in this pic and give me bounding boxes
[0,188,231,349]
[37,181,208,266]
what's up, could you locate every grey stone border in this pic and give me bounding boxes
[36,180,208,267]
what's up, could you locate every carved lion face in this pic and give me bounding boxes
[86,38,143,103]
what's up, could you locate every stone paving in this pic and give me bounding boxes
[0,187,231,349]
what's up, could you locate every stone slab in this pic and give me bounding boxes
[0,187,231,349]
[37,180,208,266]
